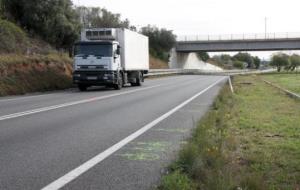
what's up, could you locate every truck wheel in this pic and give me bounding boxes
[114,73,123,90]
[78,84,87,91]
[135,72,142,86]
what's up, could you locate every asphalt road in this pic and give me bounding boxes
[0,75,227,190]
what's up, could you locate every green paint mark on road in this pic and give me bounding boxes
[117,153,160,161]
[154,128,189,133]
[117,141,170,161]
[132,141,170,152]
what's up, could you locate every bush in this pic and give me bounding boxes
[233,52,254,68]
[0,19,28,53]
[159,171,196,190]
[233,60,245,69]
[197,52,210,62]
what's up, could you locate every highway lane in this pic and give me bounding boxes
[0,76,187,116]
[0,75,226,190]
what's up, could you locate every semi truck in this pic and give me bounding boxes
[73,28,149,91]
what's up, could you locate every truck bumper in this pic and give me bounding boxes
[73,71,118,86]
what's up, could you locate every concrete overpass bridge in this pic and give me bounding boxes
[170,32,300,69]
[176,32,300,52]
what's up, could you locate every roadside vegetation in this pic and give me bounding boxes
[141,25,176,62]
[0,0,177,96]
[0,54,72,96]
[270,53,300,72]
[159,74,300,190]
[207,53,262,70]
[263,73,300,94]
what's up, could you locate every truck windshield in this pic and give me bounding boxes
[74,44,112,57]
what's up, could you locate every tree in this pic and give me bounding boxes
[253,56,261,69]
[197,52,210,62]
[233,52,253,68]
[289,54,300,71]
[233,60,245,69]
[270,53,290,72]
[2,0,80,49]
[75,7,132,29]
[220,54,232,64]
[140,25,176,61]
[210,54,234,69]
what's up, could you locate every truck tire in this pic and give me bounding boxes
[114,73,123,90]
[131,72,142,86]
[78,84,87,91]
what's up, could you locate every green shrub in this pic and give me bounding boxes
[0,19,28,53]
[159,171,196,190]
[233,60,245,69]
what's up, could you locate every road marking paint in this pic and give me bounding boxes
[0,85,161,121]
[41,76,226,190]
[0,76,185,103]
[0,76,210,121]
[0,93,59,103]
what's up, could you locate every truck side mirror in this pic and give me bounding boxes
[116,46,121,55]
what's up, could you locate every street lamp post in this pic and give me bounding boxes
[265,17,267,39]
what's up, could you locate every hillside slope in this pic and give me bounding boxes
[0,54,72,96]
[0,20,73,96]
[150,56,169,69]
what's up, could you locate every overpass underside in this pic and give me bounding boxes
[176,38,300,52]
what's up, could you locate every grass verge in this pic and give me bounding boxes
[159,75,300,190]
[262,73,300,94]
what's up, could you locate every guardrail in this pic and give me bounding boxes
[145,69,275,77]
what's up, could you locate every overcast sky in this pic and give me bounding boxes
[73,0,300,59]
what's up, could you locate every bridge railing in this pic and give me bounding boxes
[177,32,300,42]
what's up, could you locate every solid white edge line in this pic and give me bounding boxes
[0,85,161,121]
[41,76,226,190]
[0,93,57,103]
[0,76,208,121]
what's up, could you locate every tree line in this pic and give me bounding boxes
[0,0,176,60]
[270,53,300,72]
[199,52,261,70]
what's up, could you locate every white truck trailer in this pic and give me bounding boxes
[73,28,149,91]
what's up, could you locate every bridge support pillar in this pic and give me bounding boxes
[169,48,222,71]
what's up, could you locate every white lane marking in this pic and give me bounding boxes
[0,76,208,121]
[41,76,226,190]
[0,93,58,103]
[0,76,185,103]
[0,85,161,121]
